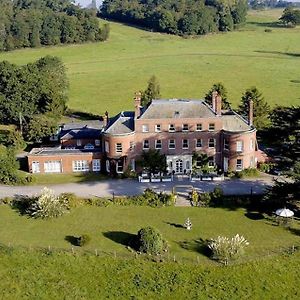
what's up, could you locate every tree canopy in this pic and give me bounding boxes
[0,0,110,52]
[239,87,270,131]
[141,75,161,107]
[100,0,248,36]
[0,56,67,141]
[205,82,231,109]
[279,7,300,27]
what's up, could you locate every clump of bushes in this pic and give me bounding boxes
[130,189,176,207]
[76,234,91,247]
[208,234,249,265]
[234,168,260,179]
[137,227,168,255]
[60,193,84,208]
[192,187,224,207]
[28,187,69,219]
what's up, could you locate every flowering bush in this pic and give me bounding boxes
[208,234,249,264]
[28,187,69,219]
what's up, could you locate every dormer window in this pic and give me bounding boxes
[169,124,175,132]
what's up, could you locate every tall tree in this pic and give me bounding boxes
[205,82,231,109]
[239,87,270,130]
[141,75,161,107]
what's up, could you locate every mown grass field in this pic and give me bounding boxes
[0,205,300,298]
[0,249,300,299]
[0,9,299,116]
[0,205,299,262]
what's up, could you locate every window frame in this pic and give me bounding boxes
[208,138,216,148]
[196,123,202,131]
[236,141,243,152]
[143,139,150,149]
[236,159,243,171]
[182,139,189,149]
[209,123,215,131]
[72,160,89,172]
[142,124,149,133]
[182,124,189,132]
[169,139,176,149]
[115,143,123,153]
[155,124,161,132]
[155,140,162,149]
[169,124,175,132]
[196,139,202,148]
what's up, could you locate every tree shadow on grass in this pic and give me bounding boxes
[103,231,137,248]
[245,211,265,220]
[165,222,184,228]
[65,235,79,246]
[178,238,211,257]
[287,227,300,236]
[255,50,300,58]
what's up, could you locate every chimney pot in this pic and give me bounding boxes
[103,111,109,127]
[134,92,142,119]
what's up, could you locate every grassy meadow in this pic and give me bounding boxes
[0,9,299,116]
[0,205,299,262]
[1,205,300,298]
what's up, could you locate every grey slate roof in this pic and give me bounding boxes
[221,114,252,132]
[139,99,216,119]
[104,111,134,135]
[60,120,103,140]
[29,147,101,156]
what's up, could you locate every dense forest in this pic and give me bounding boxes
[0,56,68,142]
[0,0,110,52]
[100,0,248,35]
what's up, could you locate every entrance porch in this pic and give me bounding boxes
[166,155,192,175]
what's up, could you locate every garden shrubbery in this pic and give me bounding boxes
[137,227,168,255]
[208,234,249,265]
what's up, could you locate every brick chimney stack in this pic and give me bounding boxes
[134,92,142,119]
[103,111,109,127]
[248,98,254,126]
[212,91,218,112]
[215,94,222,116]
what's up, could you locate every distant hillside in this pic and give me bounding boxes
[100,0,248,36]
[0,0,109,52]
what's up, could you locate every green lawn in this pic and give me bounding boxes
[0,9,299,116]
[0,205,299,263]
[1,204,300,298]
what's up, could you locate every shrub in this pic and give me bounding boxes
[191,190,199,205]
[210,187,224,206]
[199,192,211,206]
[28,187,69,219]
[77,234,91,247]
[235,168,260,179]
[60,193,84,208]
[208,234,249,265]
[137,227,167,255]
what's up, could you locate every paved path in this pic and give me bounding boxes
[0,176,275,199]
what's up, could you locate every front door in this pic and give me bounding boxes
[175,159,183,174]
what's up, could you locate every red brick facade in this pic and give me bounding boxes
[28,93,258,175]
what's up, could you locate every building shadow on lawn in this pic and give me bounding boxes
[178,238,211,257]
[103,231,137,248]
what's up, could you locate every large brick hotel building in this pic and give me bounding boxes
[28,92,258,175]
